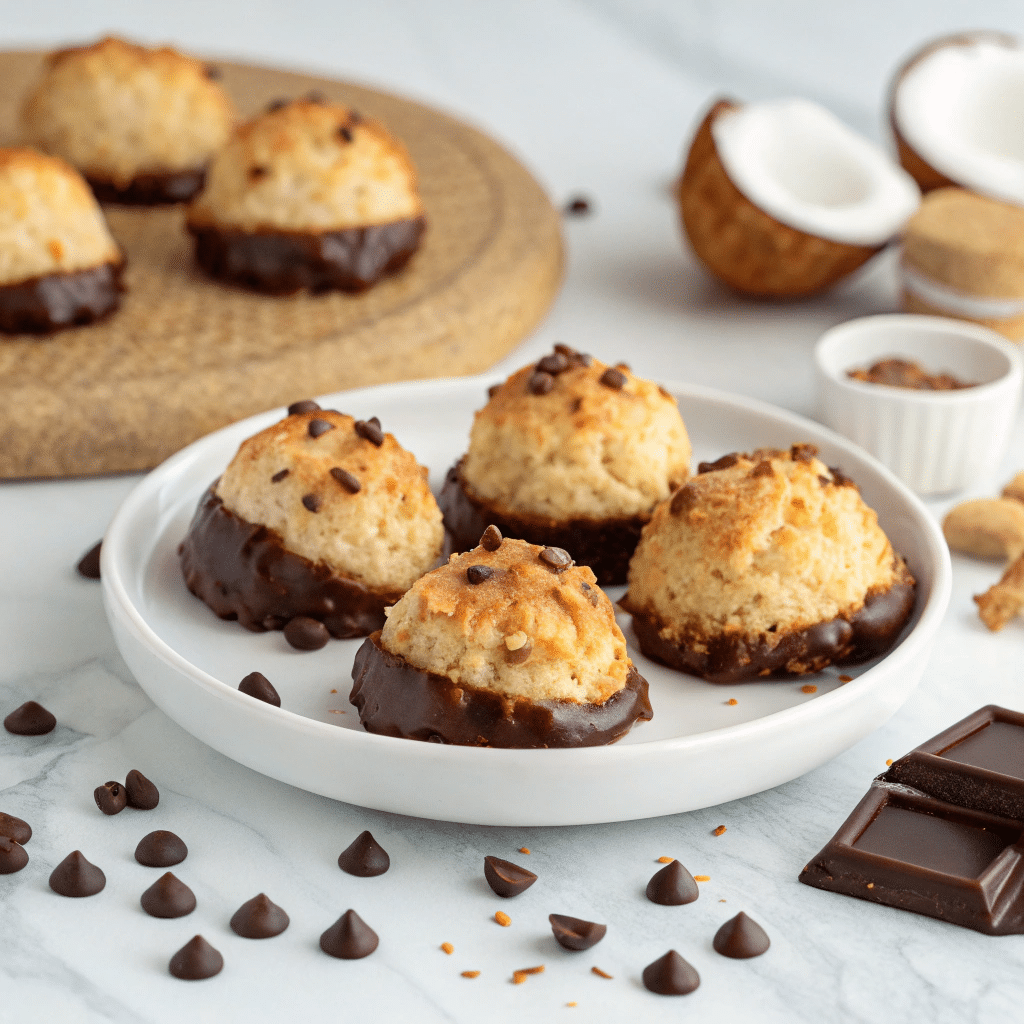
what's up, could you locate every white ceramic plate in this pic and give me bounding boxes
[102,377,951,826]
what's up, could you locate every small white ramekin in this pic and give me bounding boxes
[815,314,1023,495]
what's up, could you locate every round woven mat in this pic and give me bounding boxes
[0,51,563,477]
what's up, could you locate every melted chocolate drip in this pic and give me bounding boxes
[0,262,123,334]
[350,632,653,748]
[179,485,398,640]
[89,169,206,205]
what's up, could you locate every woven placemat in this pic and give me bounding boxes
[0,51,563,477]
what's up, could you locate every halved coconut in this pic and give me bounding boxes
[891,33,1024,203]
[679,99,920,297]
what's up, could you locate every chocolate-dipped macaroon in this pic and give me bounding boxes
[21,36,236,204]
[621,446,916,683]
[439,346,691,585]
[186,96,425,293]
[0,149,123,333]
[179,405,443,641]
[350,531,653,747]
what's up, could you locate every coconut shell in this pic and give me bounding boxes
[678,100,879,298]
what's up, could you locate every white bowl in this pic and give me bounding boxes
[815,314,1023,495]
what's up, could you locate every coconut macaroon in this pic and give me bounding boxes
[0,148,123,333]
[179,401,444,643]
[186,96,425,294]
[21,36,236,204]
[621,445,916,683]
[350,531,652,747]
[439,344,691,585]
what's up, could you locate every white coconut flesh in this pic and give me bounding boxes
[894,40,1024,205]
[711,99,920,246]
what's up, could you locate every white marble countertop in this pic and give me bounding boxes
[4,2,1024,1021]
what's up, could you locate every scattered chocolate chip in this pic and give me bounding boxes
[549,914,607,951]
[537,353,569,375]
[466,565,495,585]
[338,125,353,142]
[790,443,818,463]
[205,65,222,80]
[238,671,281,707]
[529,371,554,395]
[751,460,774,478]
[0,836,28,874]
[308,418,335,439]
[354,418,384,446]
[330,467,361,493]
[305,90,326,104]
[563,195,592,216]
[713,911,770,958]
[600,367,627,390]
[487,384,501,399]
[338,830,391,877]
[287,399,320,415]
[670,484,697,515]
[169,935,223,980]
[141,872,197,918]
[505,639,533,665]
[484,855,537,898]
[4,701,56,736]
[698,453,739,474]
[124,769,160,810]
[320,909,379,959]
[94,781,127,816]
[266,98,290,112]
[49,850,105,897]
[539,547,572,571]
[646,860,699,905]
[642,950,700,995]
[0,812,31,845]
[301,493,322,513]
[284,616,330,651]
[231,893,290,938]
[135,830,188,868]
[248,165,268,181]
[76,541,102,579]
[480,524,502,551]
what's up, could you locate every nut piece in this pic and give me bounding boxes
[975,553,1024,631]
[1003,472,1024,505]
[943,498,1024,560]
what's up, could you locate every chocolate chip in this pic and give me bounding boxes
[549,914,607,951]
[271,468,290,483]
[249,165,268,181]
[284,616,330,650]
[505,640,532,665]
[4,701,56,736]
[790,443,818,463]
[302,493,322,513]
[288,399,320,415]
[49,851,105,897]
[141,872,197,918]
[330,467,361,493]
[466,565,495,585]
[713,911,770,958]
[169,935,223,980]
[537,353,570,375]
[529,371,554,395]
[670,484,697,515]
[0,812,31,845]
[338,125,353,142]
[642,950,700,995]
[76,541,102,579]
[575,352,593,367]
[484,855,537,898]
[698,453,739,474]
[125,769,160,810]
[239,671,281,707]
[829,465,857,488]
[94,781,126,816]
[205,65,222,80]
[266,98,290,112]
[308,418,335,439]
[487,384,501,399]
[349,109,362,124]
[320,909,379,959]
[136,830,188,868]
[646,860,699,906]
[231,893,290,938]
[0,836,28,875]
[354,418,384,446]
[305,90,326,104]
[480,524,502,551]
[751,460,774,478]
[539,547,572,571]
[338,830,391,877]
[563,195,592,216]
[818,475,831,487]
[600,367,627,390]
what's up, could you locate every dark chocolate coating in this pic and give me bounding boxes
[549,914,606,951]
[626,563,916,684]
[179,485,399,640]
[89,169,206,205]
[439,461,649,586]
[350,632,653,748]
[189,216,425,295]
[0,262,123,334]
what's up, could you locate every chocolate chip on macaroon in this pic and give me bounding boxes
[288,400,321,416]
[271,468,290,483]
[528,371,554,395]
[94,781,127,816]
[466,565,495,585]
[480,525,502,551]
[599,367,627,390]
[537,352,570,375]
[539,546,573,572]
[330,467,361,494]
[301,493,322,513]
[354,418,384,447]
[308,418,335,439]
